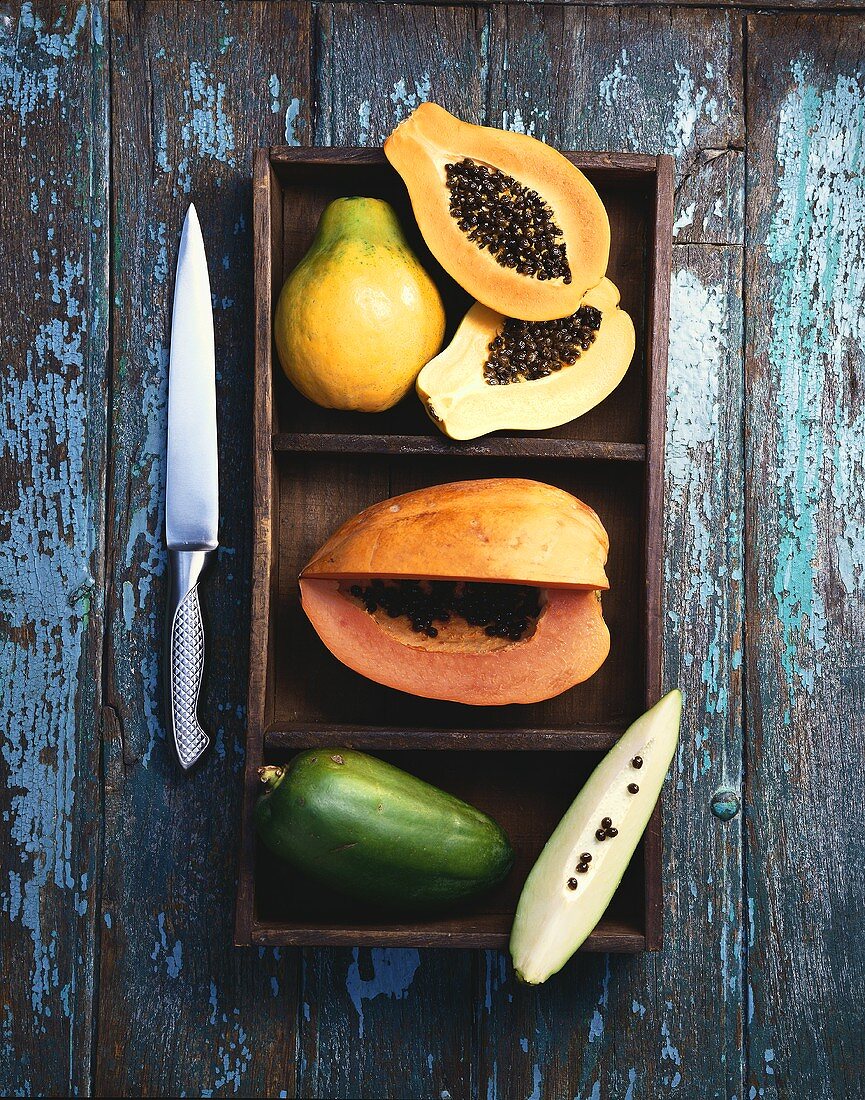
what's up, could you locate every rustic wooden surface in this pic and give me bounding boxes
[1,2,862,1097]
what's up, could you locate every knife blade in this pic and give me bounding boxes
[164,203,218,770]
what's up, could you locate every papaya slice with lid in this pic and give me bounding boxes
[384,103,610,321]
[301,478,609,591]
[298,479,611,705]
[416,278,635,439]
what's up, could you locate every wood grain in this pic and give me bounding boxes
[745,15,865,1098]
[97,4,312,1095]
[0,2,108,1095]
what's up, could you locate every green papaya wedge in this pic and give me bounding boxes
[255,749,514,912]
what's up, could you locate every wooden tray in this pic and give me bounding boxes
[236,146,673,951]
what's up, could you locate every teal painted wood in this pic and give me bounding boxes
[0,2,108,1095]
[744,15,865,1099]
[95,4,312,1095]
[473,10,745,1098]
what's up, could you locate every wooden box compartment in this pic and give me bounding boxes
[237,147,673,951]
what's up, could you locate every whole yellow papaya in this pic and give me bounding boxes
[274,197,446,412]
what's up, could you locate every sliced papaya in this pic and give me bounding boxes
[301,478,609,591]
[300,579,610,706]
[298,479,611,705]
[384,103,610,321]
[417,278,635,439]
[510,691,682,981]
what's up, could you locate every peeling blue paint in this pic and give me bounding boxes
[345,948,421,1039]
[0,2,88,136]
[666,265,738,792]
[358,100,372,145]
[660,1020,682,1066]
[390,74,431,120]
[284,97,302,146]
[268,73,280,113]
[486,1060,497,1100]
[197,982,254,1094]
[1,206,97,1038]
[483,950,509,1012]
[182,60,235,165]
[766,61,865,698]
[150,912,182,979]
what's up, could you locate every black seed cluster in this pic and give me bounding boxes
[483,306,603,385]
[567,851,595,889]
[349,579,541,640]
[445,158,571,282]
[595,816,618,842]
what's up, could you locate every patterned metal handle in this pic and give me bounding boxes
[166,549,212,769]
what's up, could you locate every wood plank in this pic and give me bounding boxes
[379,0,865,8]
[295,6,488,1097]
[0,2,108,1094]
[745,15,865,1098]
[487,5,745,247]
[477,12,744,1090]
[98,4,312,1095]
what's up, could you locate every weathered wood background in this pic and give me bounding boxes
[1,2,863,1097]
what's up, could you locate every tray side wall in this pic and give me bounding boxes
[236,149,278,945]
[643,153,675,950]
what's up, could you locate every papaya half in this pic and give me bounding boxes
[384,103,610,321]
[299,479,611,705]
[417,278,635,439]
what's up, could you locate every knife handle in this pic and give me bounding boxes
[166,548,213,770]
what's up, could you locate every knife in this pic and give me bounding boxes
[164,203,218,770]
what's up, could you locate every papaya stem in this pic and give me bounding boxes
[258,765,285,789]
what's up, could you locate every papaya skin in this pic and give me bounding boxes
[300,478,610,591]
[274,197,446,412]
[384,104,610,321]
[254,748,515,910]
[417,278,636,440]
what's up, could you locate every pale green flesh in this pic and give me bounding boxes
[509,690,682,984]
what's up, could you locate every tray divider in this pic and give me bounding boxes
[264,724,628,752]
[273,433,646,461]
